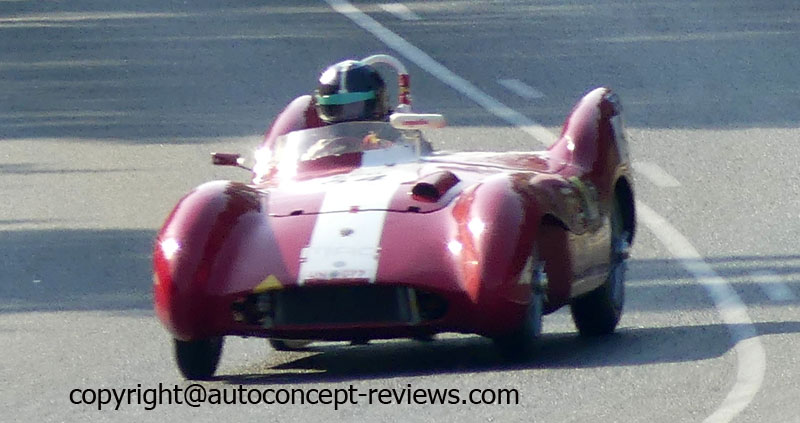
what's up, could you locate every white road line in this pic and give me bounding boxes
[497,78,545,99]
[633,161,681,187]
[324,0,557,146]
[379,3,421,21]
[325,1,766,421]
[750,270,796,302]
[637,202,765,423]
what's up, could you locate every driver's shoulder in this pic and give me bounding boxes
[290,95,325,129]
[263,95,325,145]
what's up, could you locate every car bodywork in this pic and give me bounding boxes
[153,55,635,379]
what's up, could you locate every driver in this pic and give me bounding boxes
[263,57,428,161]
[304,60,394,156]
[314,60,390,124]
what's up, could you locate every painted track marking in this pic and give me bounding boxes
[323,1,766,421]
[633,161,681,187]
[324,0,556,146]
[636,202,765,423]
[750,270,796,302]
[379,3,421,21]
[498,78,545,99]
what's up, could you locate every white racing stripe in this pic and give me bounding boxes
[298,164,415,284]
[324,1,766,421]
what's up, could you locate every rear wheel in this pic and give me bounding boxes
[492,258,546,357]
[174,337,223,380]
[570,194,629,336]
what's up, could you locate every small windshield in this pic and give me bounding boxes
[274,122,422,164]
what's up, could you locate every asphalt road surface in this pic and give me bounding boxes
[2,1,799,422]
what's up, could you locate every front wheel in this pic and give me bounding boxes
[570,195,629,336]
[492,259,545,357]
[174,337,223,380]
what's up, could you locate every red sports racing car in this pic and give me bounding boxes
[153,54,636,380]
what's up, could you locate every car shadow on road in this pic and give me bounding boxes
[217,319,800,386]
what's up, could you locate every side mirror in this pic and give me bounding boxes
[211,152,252,171]
[390,113,446,130]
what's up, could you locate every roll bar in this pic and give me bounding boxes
[361,54,412,112]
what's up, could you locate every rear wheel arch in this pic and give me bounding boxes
[614,176,635,244]
[570,185,630,336]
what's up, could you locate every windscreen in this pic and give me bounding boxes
[274,121,422,164]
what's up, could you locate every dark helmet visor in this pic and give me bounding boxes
[315,91,377,122]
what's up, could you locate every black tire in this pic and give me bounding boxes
[492,259,545,358]
[174,337,223,380]
[268,338,312,351]
[413,334,435,343]
[570,195,629,336]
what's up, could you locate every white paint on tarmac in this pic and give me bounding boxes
[379,3,421,21]
[750,270,796,302]
[633,161,681,187]
[636,202,766,423]
[324,1,767,421]
[498,78,545,99]
[324,0,556,146]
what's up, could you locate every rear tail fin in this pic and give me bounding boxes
[549,87,628,171]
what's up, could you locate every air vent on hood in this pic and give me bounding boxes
[411,171,460,202]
